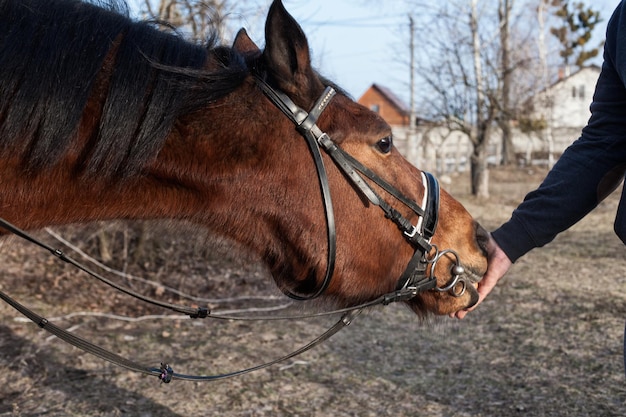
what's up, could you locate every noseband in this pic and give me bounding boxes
[255,79,467,301]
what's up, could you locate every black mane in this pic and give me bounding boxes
[0,0,248,177]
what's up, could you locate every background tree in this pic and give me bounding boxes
[406,0,604,197]
[515,0,602,169]
[410,0,541,197]
[136,0,262,41]
[497,0,515,166]
[549,0,602,72]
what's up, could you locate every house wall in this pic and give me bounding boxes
[358,88,409,126]
[369,68,599,174]
[515,67,601,162]
[394,67,600,171]
[392,125,475,174]
[393,124,582,175]
[533,67,599,129]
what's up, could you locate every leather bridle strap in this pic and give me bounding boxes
[0,217,209,319]
[256,80,337,300]
[395,172,440,292]
[256,79,437,249]
[256,78,440,293]
[0,214,427,384]
[0,281,362,382]
[316,135,436,254]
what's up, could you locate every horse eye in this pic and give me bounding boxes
[375,136,393,154]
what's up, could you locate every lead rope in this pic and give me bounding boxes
[0,217,209,319]
[0,282,362,382]
[0,217,418,383]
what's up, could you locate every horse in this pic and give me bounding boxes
[0,0,488,320]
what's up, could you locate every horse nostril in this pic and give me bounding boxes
[475,222,490,256]
[467,287,480,308]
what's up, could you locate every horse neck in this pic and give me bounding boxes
[0,163,189,232]
[143,100,327,288]
[0,75,324,293]
[0,110,211,230]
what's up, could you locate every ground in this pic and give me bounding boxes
[1,166,625,417]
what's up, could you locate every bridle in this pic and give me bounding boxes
[0,80,468,384]
[254,78,467,301]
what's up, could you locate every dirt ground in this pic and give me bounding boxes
[1,166,625,417]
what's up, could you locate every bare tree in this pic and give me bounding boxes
[137,0,263,41]
[468,0,494,197]
[537,0,556,168]
[498,0,515,166]
[408,0,558,196]
[142,0,226,40]
[410,1,505,197]
[515,0,604,168]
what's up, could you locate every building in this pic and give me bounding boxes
[519,65,601,162]
[357,83,472,173]
[529,65,600,129]
[357,67,601,173]
[357,84,410,126]
[357,84,472,174]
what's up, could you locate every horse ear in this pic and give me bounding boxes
[233,29,260,55]
[262,0,317,95]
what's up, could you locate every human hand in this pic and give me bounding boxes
[453,233,512,319]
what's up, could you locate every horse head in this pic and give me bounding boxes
[178,0,489,316]
[0,0,488,317]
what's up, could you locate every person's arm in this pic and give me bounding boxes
[455,1,626,319]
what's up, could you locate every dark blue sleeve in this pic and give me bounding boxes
[492,1,626,262]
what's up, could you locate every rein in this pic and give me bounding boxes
[0,81,467,383]
[0,217,418,383]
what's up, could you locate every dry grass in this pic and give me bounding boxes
[1,166,625,417]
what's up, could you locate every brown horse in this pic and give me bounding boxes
[0,0,488,317]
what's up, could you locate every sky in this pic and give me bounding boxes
[273,0,408,100]
[133,0,620,106]
[250,0,619,104]
[247,0,415,101]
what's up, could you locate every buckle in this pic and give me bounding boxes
[412,276,437,292]
[403,224,418,238]
[381,288,418,305]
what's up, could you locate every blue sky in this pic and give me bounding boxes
[275,1,408,100]
[255,0,616,104]
[254,0,412,100]
[133,0,618,105]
